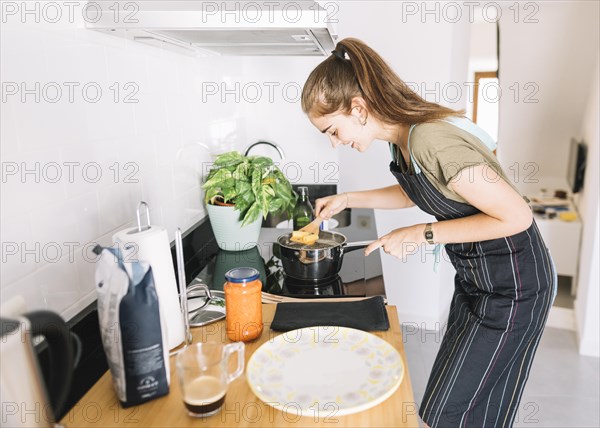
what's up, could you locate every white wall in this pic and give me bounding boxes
[240,57,340,185]
[469,21,497,67]
[497,1,600,185]
[574,54,600,357]
[0,16,245,319]
[466,21,497,120]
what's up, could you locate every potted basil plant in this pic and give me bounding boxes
[202,151,297,251]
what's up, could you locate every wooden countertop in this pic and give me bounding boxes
[61,305,419,427]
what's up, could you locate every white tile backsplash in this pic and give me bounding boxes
[0,214,39,285]
[13,101,72,152]
[29,197,83,246]
[58,142,100,198]
[2,275,48,317]
[69,193,102,244]
[74,244,98,296]
[3,150,68,211]
[83,95,137,142]
[133,91,169,135]
[34,256,83,314]
[1,23,243,320]
[0,29,47,81]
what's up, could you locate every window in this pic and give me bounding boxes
[473,71,499,143]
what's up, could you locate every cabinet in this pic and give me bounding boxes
[531,198,582,295]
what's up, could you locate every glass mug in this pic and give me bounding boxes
[176,342,245,417]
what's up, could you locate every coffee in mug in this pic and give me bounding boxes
[183,376,226,415]
[176,342,244,417]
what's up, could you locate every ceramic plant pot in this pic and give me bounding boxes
[205,204,262,251]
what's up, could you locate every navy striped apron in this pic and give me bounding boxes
[390,125,557,428]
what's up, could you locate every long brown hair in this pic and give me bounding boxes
[301,38,464,124]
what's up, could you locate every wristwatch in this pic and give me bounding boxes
[424,223,435,245]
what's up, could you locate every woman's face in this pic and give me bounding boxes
[308,107,373,152]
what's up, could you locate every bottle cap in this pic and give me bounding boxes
[225,267,260,283]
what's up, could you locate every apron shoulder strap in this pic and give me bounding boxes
[390,126,422,174]
[407,124,422,174]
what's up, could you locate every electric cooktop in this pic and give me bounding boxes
[189,208,385,299]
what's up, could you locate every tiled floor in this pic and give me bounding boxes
[402,325,600,427]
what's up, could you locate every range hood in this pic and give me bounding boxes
[86,1,338,56]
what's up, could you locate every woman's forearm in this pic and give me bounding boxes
[365,210,533,257]
[347,185,415,209]
[427,211,533,245]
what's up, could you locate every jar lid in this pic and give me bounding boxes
[225,267,260,283]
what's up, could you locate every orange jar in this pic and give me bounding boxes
[224,268,263,342]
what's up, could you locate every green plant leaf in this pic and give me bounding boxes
[213,151,244,167]
[236,180,252,197]
[251,156,273,170]
[274,181,291,200]
[269,198,283,212]
[232,161,248,180]
[203,187,221,204]
[251,168,262,197]
[261,191,269,218]
[202,168,233,190]
[242,201,262,225]
[264,185,275,197]
[222,187,238,202]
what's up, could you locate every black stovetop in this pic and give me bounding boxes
[191,244,380,298]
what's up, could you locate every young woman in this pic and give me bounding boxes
[302,38,557,428]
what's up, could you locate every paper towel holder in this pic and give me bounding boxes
[132,201,152,233]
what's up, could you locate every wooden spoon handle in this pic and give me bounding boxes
[299,216,323,235]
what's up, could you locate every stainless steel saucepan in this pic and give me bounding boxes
[277,231,372,281]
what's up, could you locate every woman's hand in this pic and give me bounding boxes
[315,193,349,219]
[364,224,426,259]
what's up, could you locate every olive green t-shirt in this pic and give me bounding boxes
[390,121,520,204]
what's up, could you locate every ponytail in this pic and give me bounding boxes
[301,37,464,124]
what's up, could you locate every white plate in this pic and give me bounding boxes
[247,326,404,418]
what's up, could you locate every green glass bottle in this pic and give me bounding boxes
[293,186,314,231]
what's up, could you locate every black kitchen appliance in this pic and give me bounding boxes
[0,310,74,426]
[567,138,587,193]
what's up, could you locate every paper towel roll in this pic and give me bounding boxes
[113,225,185,350]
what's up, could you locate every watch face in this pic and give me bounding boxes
[425,231,433,240]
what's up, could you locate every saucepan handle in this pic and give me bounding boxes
[342,241,373,254]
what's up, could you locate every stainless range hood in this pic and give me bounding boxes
[86,1,338,56]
